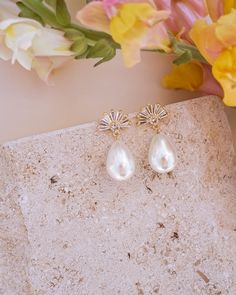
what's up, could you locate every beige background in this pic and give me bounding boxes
[0,0,235,145]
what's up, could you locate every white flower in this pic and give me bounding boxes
[0,0,19,20]
[0,17,74,82]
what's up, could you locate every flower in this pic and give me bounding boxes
[0,18,74,82]
[162,62,223,96]
[0,0,19,20]
[31,56,70,83]
[189,21,221,65]
[212,46,236,106]
[155,0,207,40]
[205,0,223,21]
[190,11,236,64]
[189,10,236,105]
[77,0,170,67]
[162,62,203,91]
[223,0,236,14]
[207,0,236,18]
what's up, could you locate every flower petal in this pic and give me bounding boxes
[121,41,141,67]
[185,0,207,17]
[223,0,236,14]
[32,56,72,83]
[14,48,33,70]
[155,0,207,38]
[174,2,204,37]
[142,22,170,52]
[0,18,42,31]
[215,10,236,48]
[199,63,223,96]
[0,17,73,81]
[109,3,170,66]
[0,32,11,60]
[76,1,110,33]
[0,0,19,20]
[32,28,73,56]
[5,24,39,51]
[205,0,224,21]
[162,62,203,91]
[163,61,223,97]
[212,47,236,106]
[190,20,224,64]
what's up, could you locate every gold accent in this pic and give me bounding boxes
[136,104,168,131]
[98,109,131,138]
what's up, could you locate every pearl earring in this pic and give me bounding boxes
[137,104,177,174]
[98,110,135,181]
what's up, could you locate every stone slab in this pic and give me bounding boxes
[0,96,236,295]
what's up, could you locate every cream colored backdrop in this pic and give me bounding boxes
[0,0,235,145]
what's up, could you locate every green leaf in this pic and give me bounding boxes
[174,43,206,63]
[71,38,88,57]
[18,0,120,51]
[87,39,116,66]
[173,50,192,65]
[44,0,56,10]
[21,0,62,28]
[55,0,71,26]
[70,24,119,46]
[74,46,91,59]
[17,2,45,25]
[169,33,208,65]
[64,28,85,41]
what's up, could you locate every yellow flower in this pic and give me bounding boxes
[212,46,236,106]
[162,62,203,91]
[189,8,236,105]
[223,0,236,14]
[110,3,164,44]
[190,20,222,64]
[77,1,170,67]
[109,3,170,66]
[190,10,236,64]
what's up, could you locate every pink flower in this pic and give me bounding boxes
[102,0,123,17]
[199,63,223,96]
[205,0,224,21]
[77,0,171,67]
[155,0,207,40]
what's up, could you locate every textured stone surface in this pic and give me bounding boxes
[0,96,236,295]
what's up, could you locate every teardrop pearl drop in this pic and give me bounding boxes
[106,140,135,181]
[149,134,177,174]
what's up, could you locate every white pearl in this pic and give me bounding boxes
[106,140,135,181]
[149,133,177,174]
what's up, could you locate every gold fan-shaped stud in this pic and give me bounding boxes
[136,104,168,131]
[98,110,131,138]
